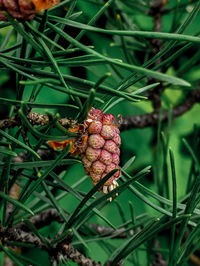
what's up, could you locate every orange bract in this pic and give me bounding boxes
[31,0,60,12]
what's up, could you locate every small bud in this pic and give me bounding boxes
[88,108,103,121]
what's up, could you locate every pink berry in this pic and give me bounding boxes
[112,134,121,146]
[88,121,102,134]
[88,134,105,149]
[90,171,101,182]
[100,150,112,165]
[112,154,120,165]
[102,172,116,186]
[101,125,115,139]
[92,160,106,174]
[102,114,114,125]
[81,155,92,174]
[86,147,101,162]
[113,127,120,135]
[106,163,118,173]
[104,140,118,154]
[88,108,103,121]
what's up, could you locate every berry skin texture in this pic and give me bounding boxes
[92,161,106,175]
[100,150,112,165]
[88,134,105,149]
[104,140,119,154]
[86,147,101,162]
[88,121,102,134]
[101,125,115,139]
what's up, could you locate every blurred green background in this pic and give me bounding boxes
[1,0,200,265]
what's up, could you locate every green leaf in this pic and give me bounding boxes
[0,191,34,216]
[0,129,40,159]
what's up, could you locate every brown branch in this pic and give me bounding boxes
[0,112,76,130]
[120,89,200,131]
[0,224,101,266]
[1,90,200,133]
[147,0,168,111]
[16,209,134,239]
[61,244,101,266]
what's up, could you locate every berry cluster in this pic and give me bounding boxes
[80,108,121,195]
[49,108,121,196]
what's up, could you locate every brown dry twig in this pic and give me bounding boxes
[0,224,101,266]
[1,89,200,133]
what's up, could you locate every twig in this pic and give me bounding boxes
[61,243,101,266]
[120,89,200,131]
[0,89,200,133]
[147,0,167,111]
[16,209,134,239]
[0,224,101,266]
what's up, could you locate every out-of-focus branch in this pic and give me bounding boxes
[147,0,168,111]
[120,89,200,131]
[61,244,101,266]
[0,224,101,266]
[16,208,63,231]
[0,112,76,130]
[1,90,200,133]
[16,209,134,239]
